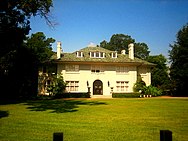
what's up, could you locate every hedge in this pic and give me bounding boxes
[112,92,141,98]
[54,92,90,98]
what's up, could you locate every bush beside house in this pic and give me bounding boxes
[141,85,162,97]
[112,93,141,98]
[111,80,162,98]
[47,75,67,96]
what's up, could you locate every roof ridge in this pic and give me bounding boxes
[78,46,113,52]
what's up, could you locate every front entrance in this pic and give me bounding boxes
[93,80,103,95]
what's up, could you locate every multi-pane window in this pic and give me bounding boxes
[65,65,79,72]
[91,65,104,73]
[76,51,83,57]
[90,52,95,57]
[111,52,117,58]
[66,81,79,92]
[116,81,129,92]
[116,66,128,74]
[100,52,104,58]
[90,52,105,58]
[96,52,100,57]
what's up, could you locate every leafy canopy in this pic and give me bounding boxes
[0,0,53,57]
[147,54,170,90]
[0,0,53,99]
[169,23,188,96]
[25,32,55,64]
[100,34,150,60]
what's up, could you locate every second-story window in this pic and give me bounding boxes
[91,65,104,73]
[100,52,105,58]
[90,52,95,57]
[65,65,79,72]
[76,51,83,57]
[116,66,129,74]
[90,52,105,58]
[112,52,117,58]
[96,52,100,57]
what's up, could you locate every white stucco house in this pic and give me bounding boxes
[40,41,154,97]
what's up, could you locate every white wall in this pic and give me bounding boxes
[57,63,151,95]
[137,67,151,86]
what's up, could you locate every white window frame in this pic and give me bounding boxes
[66,81,79,92]
[96,52,100,58]
[90,52,105,58]
[76,51,83,57]
[90,52,95,58]
[116,81,129,92]
[100,52,105,58]
[111,52,117,58]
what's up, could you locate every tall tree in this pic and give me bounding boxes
[147,54,170,91]
[102,34,135,53]
[169,23,188,96]
[24,32,55,97]
[100,34,150,60]
[100,40,108,48]
[26,32,55,64]
[0,0,53,99]
[0,0,53,57]
[134,43,150,60]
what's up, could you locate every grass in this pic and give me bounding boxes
[0,98,188,141]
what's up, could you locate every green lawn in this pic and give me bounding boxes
[0,98,188,141]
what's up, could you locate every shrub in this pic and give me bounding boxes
[133,78,146,92]
[47,75,67,96]
[142,85,162,97]
[112,93,141,98]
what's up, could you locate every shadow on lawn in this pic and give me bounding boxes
[0,110,9,118]
[25,99,107,113]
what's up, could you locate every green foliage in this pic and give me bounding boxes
[100,40,108,48]
[142,85,162,97]
[134,42,150,60]
[100,34,150,60]
[133,77,146,92]
[147,54,170,91]
[134,75,162,96]
[112,93,141,98]
[0,0,53,99]
[108,34,135,53]
[47,75,67,96]
[169,23,188,96]
[0,0,53,57]
[25,32,55,64]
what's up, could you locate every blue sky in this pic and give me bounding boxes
[30,0,188,59]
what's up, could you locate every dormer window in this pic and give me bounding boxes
[90,52,95,57]
[76,51,83,57]
[100,52,105,58]
[90,52,105,58]
[111,52,117,58]
[96,52,100,57]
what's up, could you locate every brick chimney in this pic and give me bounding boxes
[128,43,134,60]
[57,41,62,59]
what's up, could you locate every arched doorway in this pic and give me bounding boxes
[93,80,103,95]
